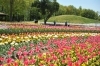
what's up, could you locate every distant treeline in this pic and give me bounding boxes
[56,5,100,21]
[0,0,100,21]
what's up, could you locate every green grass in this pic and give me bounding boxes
[39,15,100,24]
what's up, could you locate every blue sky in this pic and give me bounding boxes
[57,0,100,12]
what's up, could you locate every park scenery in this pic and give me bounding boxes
[0,0,100,66]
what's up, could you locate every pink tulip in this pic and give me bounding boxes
[48,47,53,52]
[17,51,22,56]
[0,57,4,66]
[22,46,27,51]
[0,57,4,62]
[57,48,63,54]
[28,49,34,56]
[35,46,40,53]
[29,58,36,64]
[7,51,12,55]
[30,44,34,47]
[23,51,28,56]
[24,58,29,66]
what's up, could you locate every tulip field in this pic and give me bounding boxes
[0,22,100,66]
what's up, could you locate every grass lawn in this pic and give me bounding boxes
[39,15,100,24]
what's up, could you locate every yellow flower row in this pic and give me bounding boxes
[0,32,100,46]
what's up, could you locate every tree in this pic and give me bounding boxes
[13,0,27,21]
[98,15,100,21]
[81,9,97,19]
[30,7,41,21]
[66,5,77,15]
[32,0,59,24]
[56,5,66,16]
[78,6,82,16]
[0,0,34,21]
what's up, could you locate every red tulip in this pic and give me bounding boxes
[38,53,42,58]
[67,61,73,66]
[62,59,66,64]
[74,61,80,66]
[6,58,14,63]
[78,57,84,64]
[18,55,23,60]
[66,57,71,61]
[52,55,57,61]
[0,57,4,62]
[46,58,51,62]
[98,51,100,55]
[50,63,54,66]
[13,61,18,66]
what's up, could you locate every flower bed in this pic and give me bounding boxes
[0,33,100,66]
[0,23,100,34]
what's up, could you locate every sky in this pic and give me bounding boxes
[57,0,100,12]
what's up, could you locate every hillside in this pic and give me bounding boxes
[40,15,100,24]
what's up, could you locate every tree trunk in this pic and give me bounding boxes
[44,19,47,25]
[10,0,13,22]
[44,16,47,25]
[44,14,51,25]
[1,6,3,12]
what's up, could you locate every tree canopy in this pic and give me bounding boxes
[31,0,59,24]
[0,0,100,22]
